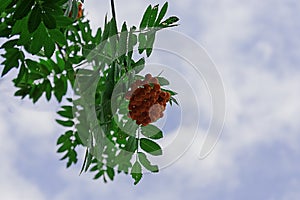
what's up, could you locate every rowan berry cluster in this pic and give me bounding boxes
[125,74,171,126]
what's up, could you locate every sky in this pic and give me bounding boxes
[1,0,300,199]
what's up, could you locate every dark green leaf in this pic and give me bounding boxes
[57,138,72,153]
[138,152,159,173]
[0,39,18,49]
[28,5,42,33]
[57,105,73,119]
[148,5,159,27]
[0,0,12,13]
[160,16,179,27]
[139,5,152,29]
[55,15,73,27]
[131,161,142,185]
[93,170,104,180]
[56,119,74,127]
[42,13,56,29]
[14,0,35,20]
[155,2,168,27]
[45,79,53,100]
[30,84,44,103]
[57,131,73,144]
[141,125,163,140]
[140,138,162,156]
[49,29,67,46]
[44,35,55,58]
[170,96,179,106]
[106,167,115,181]
[1,48,22,76]
[54,75,67,102]
[124,136,138,152]
[13,63,27,85]
[30,25,46,54]
[14,87,30,99]
[161,88,177,95]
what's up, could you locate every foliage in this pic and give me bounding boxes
[0,0,179,184]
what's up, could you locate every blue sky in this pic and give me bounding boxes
[1,0,300,199]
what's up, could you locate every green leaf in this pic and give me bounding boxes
[14,0,35,20]
[44,35,55,58]
[155,2,168,27]
[160,16,179,28]
[146,31,156,57]
[139,5,152,29]
[157,76,170,86]
[161,88,177,95]
[140,138,162,156]
[54,75,67,102]
[13,63,27,85]
[124,136,138,152]
[118,22,128,58]
[0,0,12,13]
[30,84,44,103]
[1,48,22,76]
[148,5,159,27]
[0,39,18,49]
[56,119,74,127]
[55,15,73,27]
[138,152,159,173]
[28,5,42,33]
[57,131,73,144]
[132,58,145,73]
[30,25,46,54]
[170,96,179,106]
[131,161,142,185]
[49,29,67,46]
[44,79,52,101]
[106,167,115,181]
[141,125,163,140]
[57,105,73,119]
[57,139,72,153]
[138,33,147,54]
[42,13,56,29]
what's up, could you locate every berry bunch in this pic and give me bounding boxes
[125,74,171,126]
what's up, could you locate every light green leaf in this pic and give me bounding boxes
[131,161,142,185]
[157,76,170,86]
[138,152,159,173]
[141,125,163,140]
